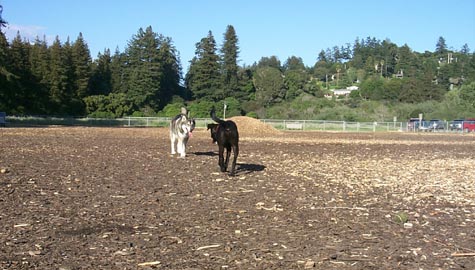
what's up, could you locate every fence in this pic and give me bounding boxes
[4,116,214,128]
[261,119,404,132]
[4,115,412,132]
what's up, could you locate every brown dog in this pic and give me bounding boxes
[208,107,239,176]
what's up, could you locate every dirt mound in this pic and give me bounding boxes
[228,116,281,135]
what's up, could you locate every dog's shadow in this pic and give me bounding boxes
[235,163,266,175]
[194,151,218,156]
[193,152,265,175]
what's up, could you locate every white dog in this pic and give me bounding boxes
[170,107,195,158]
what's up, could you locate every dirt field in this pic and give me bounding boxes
[1,122,474,269]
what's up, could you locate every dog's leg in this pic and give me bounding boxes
[224,145,231,172]
[218,145,226,172]
[181,137,189,158]
[180,140,186,158]
[177,138,185,158]
[230,144,239,176]
[170,134,176,155]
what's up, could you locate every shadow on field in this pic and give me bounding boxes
[194,151,218,156]
[236,163,266,174]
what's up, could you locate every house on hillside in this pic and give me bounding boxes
[325,86,359,98]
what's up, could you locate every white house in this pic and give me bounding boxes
[327,86,359,98]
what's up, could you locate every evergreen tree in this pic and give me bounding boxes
[435,36,448,55]
[29,36,51,113]
[110,47,127,93]
[62,37,80,114]
[460,44,470,55]
[283,56,308,99]
[90,49,112,95]
[253,66,285,106]
[30,36,50,85]
[283,56,305,71]
[257,56,281,70]
[395,44,419,78]
[186,31,221,100]
[156,36,182,108]
[125,26,162,112]
[49,36,71,112]
[221,25,240,99]
[72,32,92,99]
[0,31,10,112]
[7,32,31,114]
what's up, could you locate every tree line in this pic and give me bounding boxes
[1,9,474,121]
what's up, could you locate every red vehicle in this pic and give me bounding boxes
[463,118,475,132]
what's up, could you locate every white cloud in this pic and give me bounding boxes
[4,24,55,45]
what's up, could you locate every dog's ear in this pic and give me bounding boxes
[181,107,188,115]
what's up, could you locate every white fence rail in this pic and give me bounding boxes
[261,119,405,132]
[3,116,468,133]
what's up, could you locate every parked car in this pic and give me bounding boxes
[463,118,475,132]
[427,119,445,131]
[408,118,424,131]
[449,119,464,131]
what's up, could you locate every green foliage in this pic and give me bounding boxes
[253,66,286,106]
[459,81,475,108]
[2,23,474,123]
[89,49,112,96]
[359,76,384,100]
[72,33,92,98]
[185,31,222,101]
[188,100,215,118]
[159,102,186,117]
[83,93,132,118]
[217,97,241,118]
[221,25,240,99]
[246,111,258,118]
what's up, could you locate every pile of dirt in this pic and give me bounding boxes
[228,116,281,136]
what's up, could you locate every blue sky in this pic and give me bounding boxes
[2,0,474,71]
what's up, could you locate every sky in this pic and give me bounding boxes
[2,0,474,72]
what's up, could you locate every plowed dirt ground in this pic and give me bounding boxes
[1,125,474,269]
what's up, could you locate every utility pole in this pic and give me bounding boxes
[223,103,227,119]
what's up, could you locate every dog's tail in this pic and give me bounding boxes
[210,107,225,124]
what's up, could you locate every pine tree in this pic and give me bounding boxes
[49,36,70,111]
[90,49,112,96]
[156,36,182,108]
[435,36,448,55]
[30,36,50,85]
[125,26,162,112]
[72,32,92,98]
[29,36,51,113]
[110,47,127,93]
[221,25,239,99]
[186,31,221,100]
[0,31,10,112]
[7,32,31,114]
[253,66,285,106]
